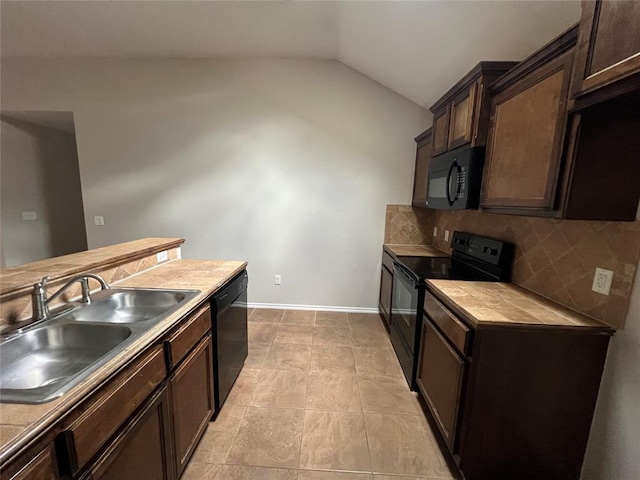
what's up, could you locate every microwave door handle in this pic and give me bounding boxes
[446,160,458,206]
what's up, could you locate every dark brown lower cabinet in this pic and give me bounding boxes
[2,445,59,480]
[418,290,612,480]
[416,319,465,451]
[169,334,214,478]
[79,383,175,480]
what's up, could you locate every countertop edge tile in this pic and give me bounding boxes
[383,244,449,258]
[426,280,613,331]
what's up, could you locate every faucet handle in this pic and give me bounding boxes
[38,276,51,289]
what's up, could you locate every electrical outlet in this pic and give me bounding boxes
[274,275,281,285]
[156,251,169,263]
[433,227,438,237]
[22,211,37,221]
[444,230,450,242]
[94,216,105,226]
[592,268,614,295]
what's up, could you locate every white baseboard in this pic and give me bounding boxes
[247,302,378,314]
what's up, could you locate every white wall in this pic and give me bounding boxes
[0,116,87,267]
[581,208,640,480]
[0,57,429,308]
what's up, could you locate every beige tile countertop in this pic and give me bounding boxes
[0,258,247,464]
[384,244,449,257]
[427,280,612,331]
[0,238,185,296]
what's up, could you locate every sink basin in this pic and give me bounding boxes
[0,323,132,403]
[67,288,197,324]
[0,287,200,403]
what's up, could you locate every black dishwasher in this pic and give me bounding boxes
[211,270,248,416]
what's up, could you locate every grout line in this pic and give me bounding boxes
[356,372,375,476]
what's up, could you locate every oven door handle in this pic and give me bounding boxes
[394,263,417,286]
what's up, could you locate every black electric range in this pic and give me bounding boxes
[390,231,513,390]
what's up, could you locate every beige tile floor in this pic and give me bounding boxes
[183,309,458,480]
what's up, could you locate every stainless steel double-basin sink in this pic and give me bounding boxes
[0,288,200,404]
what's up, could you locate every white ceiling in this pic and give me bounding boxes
[0,1,581,108]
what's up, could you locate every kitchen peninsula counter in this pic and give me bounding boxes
[0,252,246,467]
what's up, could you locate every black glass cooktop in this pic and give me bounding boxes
[395,255,497,283]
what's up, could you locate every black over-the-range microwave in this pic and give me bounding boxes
[426,146,485,210]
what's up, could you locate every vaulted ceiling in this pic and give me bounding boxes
[0,1,580,108]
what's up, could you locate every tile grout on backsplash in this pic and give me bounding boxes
[384,204,640,329]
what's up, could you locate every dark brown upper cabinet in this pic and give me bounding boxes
[570,0,640,108]
[482,25,640,221]
[481,29,576,213]
[411,128,432,207]
[429,62,518,157]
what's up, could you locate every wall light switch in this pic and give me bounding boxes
[592,268,614,296]
[444,230,450,242]
[22,211,37,221]
[433,227,438,237]
[94,216,105,226]
[274,275,282,285]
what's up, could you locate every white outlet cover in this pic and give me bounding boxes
[274,275,282,285]
[156,251,169,263]
[22,211,37,221]
[444,230,450,242]
[94,216,105,226]
[592,267,614,296]
[433,227,438,237]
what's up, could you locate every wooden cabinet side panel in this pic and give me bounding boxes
[482,54,572,210]
[170,334,214,477]
[412,134,433,206]
[458,328,610,480]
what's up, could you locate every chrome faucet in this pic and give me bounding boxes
[32,273,110,322]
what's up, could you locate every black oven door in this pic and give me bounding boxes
[391,263,420,354]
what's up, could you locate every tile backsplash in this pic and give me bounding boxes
[384,205,434,245]
[385,205,640,329]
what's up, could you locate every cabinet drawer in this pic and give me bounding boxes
[382,251,394,273]
[424,292,471,356]
[165,305,211,370]
[5,445,58,480]
[63,345,166,471]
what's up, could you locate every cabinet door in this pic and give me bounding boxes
[431,106,451,157]
[378,266,393,329]
[411,129,433,206]
[417,319,465,452]
[571,1,640,99]
[447,82,478,150]
[170,334,214,478]
[481,51,573,211]
[84,384,175,480]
